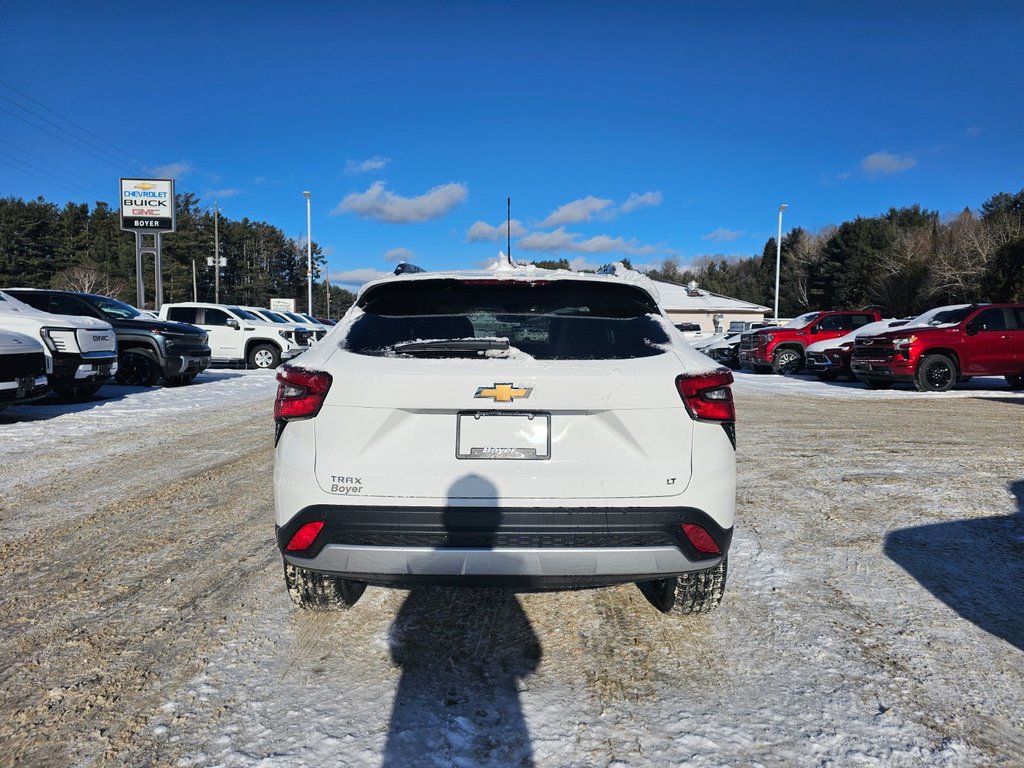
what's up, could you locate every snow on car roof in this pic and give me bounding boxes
[804,319,899,353]
[356,253,662,304]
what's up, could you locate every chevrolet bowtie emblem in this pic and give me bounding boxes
[475,383,532,402]
[136,182,157,190]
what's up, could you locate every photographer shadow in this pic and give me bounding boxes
[884,479,1024,651]
[382,474,541,768]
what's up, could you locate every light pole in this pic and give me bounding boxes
[774,203,788,321]
[303,191,313,315]
[214,201,220,303]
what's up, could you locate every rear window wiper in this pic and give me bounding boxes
[392,339,510,353]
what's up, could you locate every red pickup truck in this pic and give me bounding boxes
[850,303,1024,391]
[739,310,882,374]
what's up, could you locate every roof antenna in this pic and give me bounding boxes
[507,196,511,260]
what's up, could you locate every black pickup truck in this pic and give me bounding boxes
[4,289,212,387]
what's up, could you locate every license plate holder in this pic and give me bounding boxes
[456,411,551,460]
[16,376,33,397]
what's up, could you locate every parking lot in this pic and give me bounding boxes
[0,371,1021,767]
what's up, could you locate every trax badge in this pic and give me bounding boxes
[475,383,532,402]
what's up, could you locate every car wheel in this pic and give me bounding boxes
[1006,374,1024,390]
[636,557,727,616]
[863,378,893,390]
[248,344,281,369]
[164,373,197,387]
[284,561,366,611]
[915,354,957,392]
[115,349,161,387]
[772,348,803,375]
[53,382,102,402]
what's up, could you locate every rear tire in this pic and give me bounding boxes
[915,354,956,392]
[284,561,366,611]
[772,348,803,375]
[1007,374,1024,390]
[115,349,161,387]
[637,557,728,616]
[248,344,281,369]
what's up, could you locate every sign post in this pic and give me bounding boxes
[120,178,176,310]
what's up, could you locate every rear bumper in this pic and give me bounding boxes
[278,504,733,588]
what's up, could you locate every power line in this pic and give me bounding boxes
[0,79,155,175]
[0,157,109,202]
[0,139,112,198]
[0,103,140,177]
[0,151,109,201]
[0,96,152,178]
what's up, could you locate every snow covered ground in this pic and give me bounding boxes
[0,369,1021,766]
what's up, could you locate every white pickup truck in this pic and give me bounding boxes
[0,289,118,400]
[159,302,310,369]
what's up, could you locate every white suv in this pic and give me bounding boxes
[273,258,736,616]
[159,302,310,369]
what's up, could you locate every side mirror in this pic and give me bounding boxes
[809,325,819,334]
[226,317,240,330]
[965,321,980,336]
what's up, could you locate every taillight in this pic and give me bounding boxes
[286,521,324,551]
[682,523,721,555]
[275,367,332,420]
[676,370,735,421]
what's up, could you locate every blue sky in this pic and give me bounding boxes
[2,1,1021,286]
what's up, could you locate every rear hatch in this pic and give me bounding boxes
[311,277,701,503]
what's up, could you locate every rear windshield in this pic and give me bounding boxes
[344,279,669,360]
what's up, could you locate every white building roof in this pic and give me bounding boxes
[652,280,770,313]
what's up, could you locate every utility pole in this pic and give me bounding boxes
[192,259,197,301]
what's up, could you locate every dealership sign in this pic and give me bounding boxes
[120,178,176,232]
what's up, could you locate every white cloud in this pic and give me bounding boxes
[702,227,743,243]
[518,227,658,256]
[329,267,391,286]
[152,162,192,178]
[204,188,242,199]
[620,191,663,213]
[466,219,528,242]
[861,151,917,175]
[518,228,578,252]
[333,181,468,223]
[539,196,614,227]
[384,247,415,263]
[344,156,390,175]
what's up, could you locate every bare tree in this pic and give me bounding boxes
[785,226,833,310]
[51,263,126,298]
[870,226,933,316]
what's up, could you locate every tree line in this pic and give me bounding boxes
[643,189,1024,317]
[2,188,1022,320]
[0,192,355,317]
